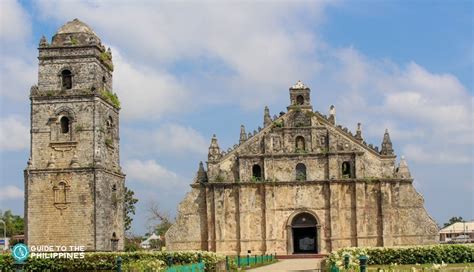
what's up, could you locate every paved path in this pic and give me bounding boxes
[246,258,323,272]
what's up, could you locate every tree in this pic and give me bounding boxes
[443,216,465,228]
[123,187,138,232]
[0,210,24,237]
[146,200,173,246]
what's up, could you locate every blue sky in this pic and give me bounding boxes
[0,0,472,235]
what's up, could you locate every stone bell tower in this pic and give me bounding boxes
[25,19,125,251]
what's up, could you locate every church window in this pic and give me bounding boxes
[54,181,68,204]
[295,136,305,152]
[342,161,352,178]
[296,163,307,181]
[106,116,114,129]
[60,116,70,133]
[61,69,72,89]
[252,164,262,181]
[296,95,305,105]
[111,232,118,251]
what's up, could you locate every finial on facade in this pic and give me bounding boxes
[395,155,411,178]
[27,157,32,166]
[39,35,49,47]
[30,85,39,95]
[107,47,112,58]
[328,105,336,125]
[239,125,247,144]
[264,106,272,127]
[380,128,394,155]
[355,122,363,141]
[208,134,221,161]
[290,80,309,90]
[196,161,208,183]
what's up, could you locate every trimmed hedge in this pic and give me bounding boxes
[327,244,474,268]
[0,250,224,271]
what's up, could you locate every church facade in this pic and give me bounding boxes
[25,19,125,251]
[166,81,438,255]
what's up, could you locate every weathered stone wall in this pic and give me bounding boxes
[166,180,438,254]
[95,170,125,251]
[38,47,112,93]
[26,170,95,249]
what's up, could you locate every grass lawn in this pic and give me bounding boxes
[368,263,474,271]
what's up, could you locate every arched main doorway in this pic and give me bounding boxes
[291,212,318,254]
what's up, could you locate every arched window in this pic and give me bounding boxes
[106,116,114,129]
[54,181,68,204]
[342,161,352,178]
[61,70,72,89]
[252,164,262,181]
[296,163,307,181]
[60,116,70,133]
[296,95,305,105]
[295,136,305,152]
[111,232,118,251]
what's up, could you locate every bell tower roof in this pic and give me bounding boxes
[51,18,101,46]
[56,18,98,35]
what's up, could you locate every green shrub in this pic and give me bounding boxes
[99,52,114,71]
[122,259,165,271]
[101,89,121,108]
[327,244,474,269]
[0,250,224,272]
[273,120,283,128]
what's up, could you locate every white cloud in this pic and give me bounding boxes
[35,1,332,110]
[0,0,36,101]
[0,185,23,200]
[325,48,473,165]
[0,55,37,100]
[123,159,186,188]
[112,49,190,120]
[403,144,472,164]
[0,0,31,43]
[124,123,207,157]
[0,116,29,151]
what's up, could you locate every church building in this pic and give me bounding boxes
[166,81,438,255]
[25,19,125,251]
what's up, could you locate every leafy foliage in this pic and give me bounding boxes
[124,187,138,232]
[272,120,283,128]
[0,210,24,237]
[0,251,225,272]
[443,216,465,228]
[100,89,121,108]
[122,258,165,271]
[327,244,474,269]
[99,52,114,71]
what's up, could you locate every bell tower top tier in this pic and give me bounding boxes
[288,80,312,111]
[35,18,115,101]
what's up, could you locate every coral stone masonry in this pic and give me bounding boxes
[25,19,125,251]
[166,80,438,255]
